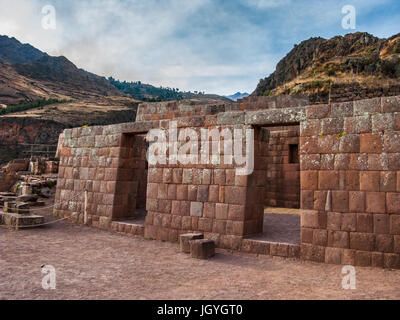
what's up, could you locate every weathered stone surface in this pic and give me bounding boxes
[180,233,204,253]
[245,107,306,125]
[0,211,44,228]
[190,239,215,259]
[53,94,400,270]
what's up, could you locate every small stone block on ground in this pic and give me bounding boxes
[180,233,204,253]
[190,239,215,259]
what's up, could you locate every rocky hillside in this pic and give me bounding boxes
[0,36,124,106]
[0,36,123,105]
[0,35,230,164]
[0,35,140,164]
[253,32,400,103]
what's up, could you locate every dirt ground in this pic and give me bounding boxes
[249,213,300,244]
[1,220,400,300]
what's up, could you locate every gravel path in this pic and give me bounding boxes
[1,221,400,300]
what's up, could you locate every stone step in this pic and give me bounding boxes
[0,192,16,197]
[180,233,204,253]
[3,202,31,215]
[27,201,45,207]
[17,194,39,203]
[0,211,45,228]
[190,239,215,259]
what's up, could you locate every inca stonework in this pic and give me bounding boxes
[54,95,400,269]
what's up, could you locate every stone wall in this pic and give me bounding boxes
[299,96,400,268]
[263,126,300,208]
[330,83,400,103]
[54,121,159,227]
[136,95,310,122]
[144,125,266,249]
[54,95,400,269]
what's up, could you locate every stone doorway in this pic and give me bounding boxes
[263,125,300,209]
[247,124,301,246]
[112,133,148,226]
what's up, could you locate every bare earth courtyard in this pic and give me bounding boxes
[1,221,400,300]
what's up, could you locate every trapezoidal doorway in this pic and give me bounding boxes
[112,133,148,226]
[248,125,300,245]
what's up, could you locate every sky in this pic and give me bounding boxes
[0,0,399,95]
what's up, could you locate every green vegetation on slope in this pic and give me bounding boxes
[109,77,185,101]
[108,77,210,102]
[0,98,71,115]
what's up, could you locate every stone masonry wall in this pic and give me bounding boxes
[299,96,400,269]
[144,125,266,250]
[264,126,300,208]
[54,121,159,229]
[54,95,400,269]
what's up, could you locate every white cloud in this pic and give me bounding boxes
[244,0,291,9]
[0,0,398,95]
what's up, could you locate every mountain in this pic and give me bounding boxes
[0,35,124,106]
[0,35,141,164]
[0,36,45,64]
[0,35,229,164]
[0,35,227,106]
[224,92,250,101]
[253,32,400,103]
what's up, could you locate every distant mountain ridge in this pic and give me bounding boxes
[109,77,229,102]
[224,92,249,101]
[0,36,46,64]
[0,35,226,106]
[0,35,122,106]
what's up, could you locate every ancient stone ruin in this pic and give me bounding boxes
[54,94,400,269]
[0,156,58,228]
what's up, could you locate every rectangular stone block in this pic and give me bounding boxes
[318,171,339,190]
[224,186,246,205]
[387,193,400,214]
[332,191,349,213]
[350,232,375,251]
[376,234,394,253]
[321,118,344,135]
[190,202,203,217]
[366,192,386,214]
[190,239,215,259]
[354,251,372,267]
[300,244,325,262]
[384,253,400,269]
[356,213,373,233]
[301,171,318,190]
[325,247,342,265]
[360,171,380,192]
[390,215,400,235]
[328,230,349,248]
[341,212,356,232]
[380,172,397,192]
[360,133,383,153]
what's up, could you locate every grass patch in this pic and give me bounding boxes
[0,98,70,115]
